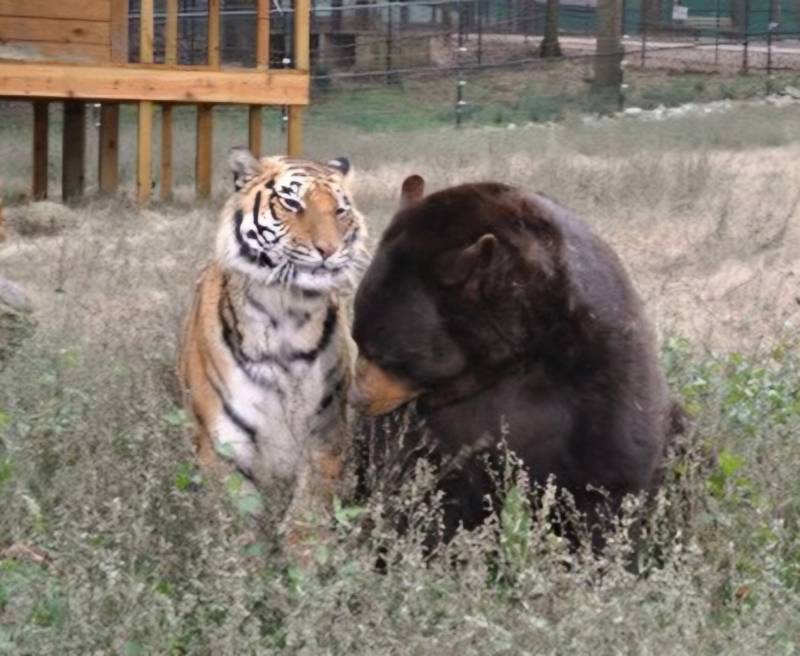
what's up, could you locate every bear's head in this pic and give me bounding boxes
[351,176,575,416]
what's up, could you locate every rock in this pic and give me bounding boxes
[623,107,643,116]
[0,275,35,369]
[7,201,78,237]
[783,85,800,99]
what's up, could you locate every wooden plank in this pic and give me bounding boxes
[161,104,174,201]
[196,105,213,199]
[256,0,270,68]
[208,0,220,68]
[98,103,119,193]
[137,100,153,203]
[249,0,270,156]
[287,105,303,156]
[294,0,311,71]
[165,0,178,66]
[139,0,153,64]
[62,102,85,202]
[0,41,112,63]
[0,0,110,22]
[160,0,178,200]
[248,106,262,157]
[0,62,310,105]
[110,0,129,64]
[0,17,110,45]
[32,101,48,200]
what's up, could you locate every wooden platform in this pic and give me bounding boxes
[0,0,310,204]
[0,61,309,105]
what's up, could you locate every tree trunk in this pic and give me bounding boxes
[731,0,747,34]
[769,0,781,32]
[593,0,623,110]
[331,0,342,31]
[642,0,662,29]
[355,0,371,30]
[539,0,562,57]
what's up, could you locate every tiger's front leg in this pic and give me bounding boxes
[281,443,348,568]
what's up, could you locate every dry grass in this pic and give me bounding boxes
[0,102,799,654]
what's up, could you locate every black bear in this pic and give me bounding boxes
[350,176,680,549]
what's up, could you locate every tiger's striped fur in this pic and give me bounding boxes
[178,149,368,560]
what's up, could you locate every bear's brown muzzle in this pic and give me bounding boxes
[349,356,421,416]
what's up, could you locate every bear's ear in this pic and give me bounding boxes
[228,147,262,191]
[399,174,425,208]
[435,233,497,286]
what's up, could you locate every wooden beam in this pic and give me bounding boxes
[161,105,174,201]
[287,105,303,156]
[110,0,129,64]
[0,0,110,22]
[249,0,270,157]
[1,42,112,63]
[0,62,310,105]
[98,103,119,193]
[256,0,270,68]
[196,105,213,199]
[137,0,153,203]
[248,106,262,157]
[62,102,85,202]
[294,0,311,72]
[165,0,178,66]
[138,101,153,203]
[208,0,221,68]
[289,0,310,155]
[32,101,48,200]
[0,17,109,45]
[139,0,153,64]
[161,0,178,201]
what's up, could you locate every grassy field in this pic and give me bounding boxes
[1,98,800,654]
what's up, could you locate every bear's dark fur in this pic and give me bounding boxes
[351,180,680,549]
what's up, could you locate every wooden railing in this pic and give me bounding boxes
[0,0,311,203]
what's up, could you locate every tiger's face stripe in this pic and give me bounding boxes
[218,153,367,294]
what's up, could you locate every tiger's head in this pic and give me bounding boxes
[217,148,368,293]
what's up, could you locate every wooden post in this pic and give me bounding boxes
[288,0,310,156]
[208,0,221,68]
[110,0,130,64]
[249,0,271,157]
[32,101,48,200]
[287,105,303,156]
[138,0,154,203]
[98,104,120,193]
[62,102,86,202]
[138,102,153,203]
[196,106,213,198]
[196,0,220,198]
[161,0,178,201]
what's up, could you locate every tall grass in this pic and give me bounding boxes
[1,105,799,653]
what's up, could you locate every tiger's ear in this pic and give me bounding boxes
[328,157,351,176]
[228,147,262,191]
[400,175,425,209]
[328,157,354,188]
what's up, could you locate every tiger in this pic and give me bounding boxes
[177,148,368,563]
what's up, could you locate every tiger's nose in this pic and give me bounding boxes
[314,241,336,259]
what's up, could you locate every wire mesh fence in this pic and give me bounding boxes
[125,0,800,130]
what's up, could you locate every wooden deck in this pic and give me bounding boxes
[0,0,309,203]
